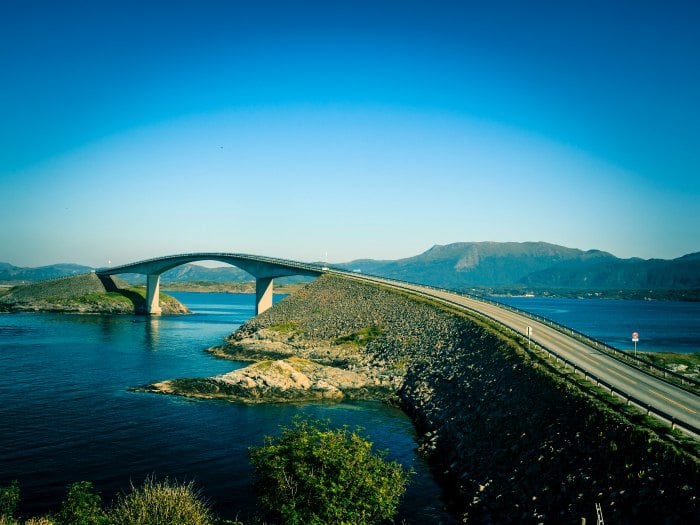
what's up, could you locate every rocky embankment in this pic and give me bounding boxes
[149,274,699,523]
[0,273,188,314]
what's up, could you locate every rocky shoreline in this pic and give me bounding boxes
[148,274,699,523]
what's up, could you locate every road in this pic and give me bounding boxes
[337,271,700,436]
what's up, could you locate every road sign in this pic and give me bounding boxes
[632,332,639,342]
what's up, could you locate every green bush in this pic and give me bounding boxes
[249,418,410,525]
[107,477,213,525]
[0,481,19,520]
[56,481,107,525]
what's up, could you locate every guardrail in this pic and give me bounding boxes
[326,268,700,438]
[326,267,699,391]
[473,308,700,438]
[457,293,700,392]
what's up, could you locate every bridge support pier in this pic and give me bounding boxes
[255,277,273,315]
[146,274,162,315]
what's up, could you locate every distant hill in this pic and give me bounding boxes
[144,263,250,284]
[120,264,311,285]
[520,251,700,290]
[338,242,700,294]
[0,262,92,282]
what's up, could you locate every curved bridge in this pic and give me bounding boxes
[96,252,325,315]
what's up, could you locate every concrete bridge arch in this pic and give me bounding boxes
[96,253,324,315]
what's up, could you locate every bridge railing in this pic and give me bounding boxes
[96,253,327,276]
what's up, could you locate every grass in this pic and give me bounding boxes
[252,360,275,372]
[333,324,384,347]
[268,321,300,334]
[108,476,214,525]
[643,351,700,372]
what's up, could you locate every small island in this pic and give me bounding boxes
[0,273,188,314]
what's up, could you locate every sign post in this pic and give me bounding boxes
[526,326,532,349]
[632,331,639,358]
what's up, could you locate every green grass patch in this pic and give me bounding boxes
[334,324,384,347]
[128,286,147,298]
[642,351,700,370]
[44,292,135,306]
[269,321,300,334]
[88,292,134,304]
[253,360,276,372]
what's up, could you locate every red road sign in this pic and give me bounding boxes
[632,332,639,342]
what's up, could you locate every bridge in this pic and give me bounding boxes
[97,252,700,437]
[96,252,324,315]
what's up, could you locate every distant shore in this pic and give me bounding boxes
[160,281,305,295]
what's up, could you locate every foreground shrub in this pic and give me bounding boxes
[0,481,19,521]
[107,477,213,525]
[250,418,410,525]
[56,481,107,525]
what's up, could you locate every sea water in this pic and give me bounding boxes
[0,292,453,523]
[492,296,700,353]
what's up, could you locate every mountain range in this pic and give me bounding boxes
[0,262,91,282]
[339,242,700,293]
[2,242,699,296]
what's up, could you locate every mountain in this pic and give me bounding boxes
[340,242,615,287]
[521,251,700,290]
[3,243,699,294]
[339,242,700,292]
[0,262,92,282]
[0,262,308,286]
[158,263,251,283]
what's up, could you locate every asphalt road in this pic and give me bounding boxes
[341,272,700,436]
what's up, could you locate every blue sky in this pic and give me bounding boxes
[1,0,698,267]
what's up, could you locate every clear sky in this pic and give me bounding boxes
[1,0,698,267]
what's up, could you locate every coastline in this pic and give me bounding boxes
[144,274,699,522]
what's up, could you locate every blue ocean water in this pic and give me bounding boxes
[0,292,453,523]
[491,296,700,354]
